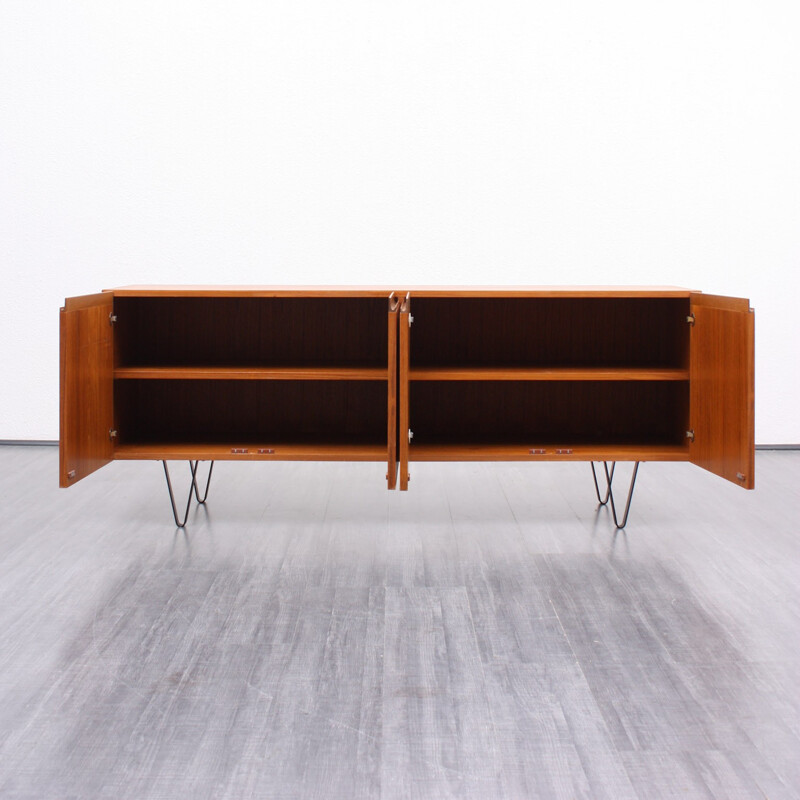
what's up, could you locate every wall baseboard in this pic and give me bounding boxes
[0,440,58,446]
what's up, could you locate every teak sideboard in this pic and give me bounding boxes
[60,286,754,528]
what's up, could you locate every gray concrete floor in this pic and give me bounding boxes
[0,446,798,799]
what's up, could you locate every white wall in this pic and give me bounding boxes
[1,0,798,442]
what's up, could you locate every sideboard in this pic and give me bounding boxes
[60,286,754,527]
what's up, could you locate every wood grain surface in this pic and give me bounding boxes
[108,285,696,297]
[409,366,689,381]
[689,293,755,488]
[387,296,400,489]
[114,366,389,381]
[398,294,411,491]
[59,293,114,486]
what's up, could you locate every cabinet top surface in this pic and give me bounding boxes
[107,285,695,298]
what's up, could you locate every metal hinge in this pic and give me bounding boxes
[686,429,695,442]
[109,313,118,324]
[408,429,414,443]
[408,314,414,327]
[109,429,118,440]
[686,313,695,326]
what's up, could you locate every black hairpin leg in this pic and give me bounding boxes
[591,461,640,530]
[162,460,215,528]
[591,461,615,505]
[192,461,214,504]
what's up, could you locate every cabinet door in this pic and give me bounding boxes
[60,293,115,487]
[387,293,400,489]
[689,293,755,488]
[398,293,411,490]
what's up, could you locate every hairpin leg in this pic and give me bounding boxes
[162,460,214,528]
[192,461,214,504]
[591,461,641,529]
[591,461,615,505]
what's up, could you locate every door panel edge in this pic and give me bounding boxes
[387,293,400,489]
[398,293,411,491]
[689,294,755,489]
[60,292,115,487]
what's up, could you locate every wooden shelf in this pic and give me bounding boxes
[115,442,387,461]
[409,443,690,462]
[114,365,388,381]
[408,366,689,381]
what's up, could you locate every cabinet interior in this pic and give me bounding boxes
[109,294,691,454]
[112,297,389,449]
[114,297,387,367]
[410,298,690,368]
[115,380,387,446]
[409,381,689,447]
[406,297,691,452]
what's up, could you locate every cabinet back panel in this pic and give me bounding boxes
[114,298,387,367]
[115,380,386,443]
[411,298,689,368]
[409,381,688,445]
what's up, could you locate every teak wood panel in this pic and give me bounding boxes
[109,285,694,297]
[114,443,386,461]
[114,366,388,380]
[387,295,400,489]
[59,293,114,487]
[409,443,689,461]
[689,293,755,488]
[398,294,411,491]
[408,366,689,381]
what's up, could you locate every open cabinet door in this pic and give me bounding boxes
[398,293,411,490]
[60,293,115,487]
[387,293,400,489]
[689,293,755,489]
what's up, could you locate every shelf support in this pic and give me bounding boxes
[161,460,215,528]
[590,461,640,529]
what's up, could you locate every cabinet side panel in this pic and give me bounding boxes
[689,301,755,488]
[60,296,114,486]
